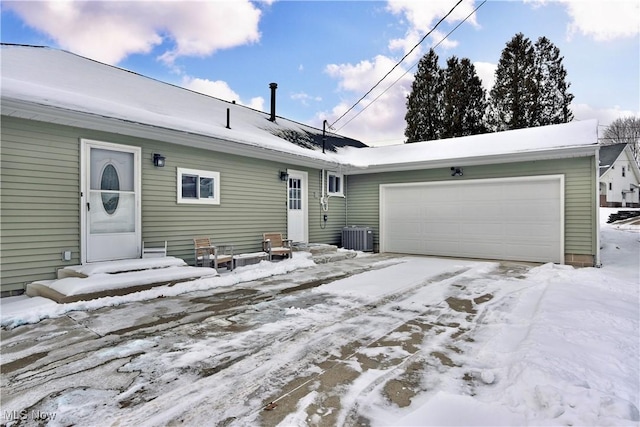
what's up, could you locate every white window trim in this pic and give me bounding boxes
[177,167,220,205]
[327,172,344,196]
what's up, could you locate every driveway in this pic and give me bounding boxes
[0,254,563,426]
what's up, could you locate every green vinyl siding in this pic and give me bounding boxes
[346,157,597,257]
[1,116,346,293]
[307,168,347,246]
[1,117,81,292]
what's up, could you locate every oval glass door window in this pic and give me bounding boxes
[101,164,120,214]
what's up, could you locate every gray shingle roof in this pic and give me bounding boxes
[599,143,627,177]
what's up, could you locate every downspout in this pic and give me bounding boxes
[595,146,602,267]
[320,120,328,211]
[344,174,348,226]
[321,169,328,212]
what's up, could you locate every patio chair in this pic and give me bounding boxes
[193,237,234,270]
[262,233,293,261]
[142,241,167,258]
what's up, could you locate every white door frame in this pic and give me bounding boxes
[287,169,308,243]
[80,139,142,264]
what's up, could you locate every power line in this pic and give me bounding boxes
[335,0,486,133]
[329,0,465,130]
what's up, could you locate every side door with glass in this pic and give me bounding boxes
[82,140,141,262]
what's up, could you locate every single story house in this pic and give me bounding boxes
[1,44,600,295]
[598,143,640,207]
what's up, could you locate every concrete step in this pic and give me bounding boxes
[29,258,218,303]
[292,243,339,255]
[312,251,358,264]
[58,257,188,279]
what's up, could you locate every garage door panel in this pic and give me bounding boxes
[426,204,464,220]
[381,176,563,263]
[459,222,504,237]
[424,239,460,254]
[504,204,555,220]
[389,221,423,237]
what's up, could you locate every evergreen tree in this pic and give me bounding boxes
[404,49,443,143]
[533,36,574,126]
[442,56,487,138]
[487,33,537,131]
[488,33,574,131]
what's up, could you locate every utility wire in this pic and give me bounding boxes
[335,0,486,133]
[329,0,465,129]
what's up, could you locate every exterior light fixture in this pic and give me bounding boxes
[451,167,463,177]
[153,153,166,167]
[279,170,289,181]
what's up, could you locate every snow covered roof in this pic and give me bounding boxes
[0,44,362,168]
[337,119,599,174]
[1,44,598,173]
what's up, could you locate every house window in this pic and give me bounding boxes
[177,167,220,205]
[289,178,302,210]
[622,167,626,177]
[609,183,612,190]
[327,172,343,196]
[100,164,120,215]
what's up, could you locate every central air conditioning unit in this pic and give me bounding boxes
[342,226,373,252]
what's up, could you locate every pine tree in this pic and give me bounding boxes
[533,36,574,126]
[404,49,443,143]
[487,33,538,131]
[442,56,487,138]
[488,33,574,132]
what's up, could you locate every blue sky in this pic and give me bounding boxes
[1,0,638,146]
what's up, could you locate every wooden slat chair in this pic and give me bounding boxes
[262,233,293,261]
[193,237,234,270]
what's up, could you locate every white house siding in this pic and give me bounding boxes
[600,148,640,207]
[0,116,345,294]
[346,156,597,267]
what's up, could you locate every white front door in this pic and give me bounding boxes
[287,169,308,243]
[82,140,141,263]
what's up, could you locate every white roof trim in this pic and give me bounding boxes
[1,98,342,170]
[344,145,599,175]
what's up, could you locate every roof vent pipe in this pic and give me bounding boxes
[269,82,277,122]
[226,108,231,129]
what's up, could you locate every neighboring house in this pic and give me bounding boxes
[599,143,640,207]
[1,44,601,295]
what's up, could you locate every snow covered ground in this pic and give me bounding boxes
[1,209,638,426]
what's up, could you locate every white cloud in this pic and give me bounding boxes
[322,55,413,145]
[527,0,640,41]
[291,92,322,107]
[563,0,639,41]
[326,55,409,93]
[386,0,479,33]
[3,0,262,65]
[182,77,264,111]
[386,0,478,56]
[572,103,640,127]
[473,61,497,93]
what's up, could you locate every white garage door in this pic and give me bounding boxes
[380,175,564,263]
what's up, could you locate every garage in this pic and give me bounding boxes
[379,175,564,263]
